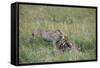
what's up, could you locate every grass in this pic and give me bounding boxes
[19,4,96,64]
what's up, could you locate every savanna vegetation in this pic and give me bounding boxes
[19,4,96,64]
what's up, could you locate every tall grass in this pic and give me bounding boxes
[19,4,96,64]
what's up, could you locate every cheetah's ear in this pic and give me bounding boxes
[64,36,68,40]
[56,29,64,34]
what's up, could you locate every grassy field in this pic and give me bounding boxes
[19,4,96,64]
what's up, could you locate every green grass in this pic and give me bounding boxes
[19,4,96,64]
